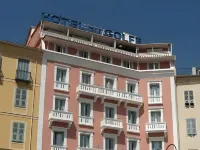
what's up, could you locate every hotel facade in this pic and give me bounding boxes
[0,41,42,150]
[26,13,178,150]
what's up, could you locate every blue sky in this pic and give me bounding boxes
[0,0,199,69]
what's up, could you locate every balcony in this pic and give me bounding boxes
[54,81,69,92]
[51,145,67,150]
[148,96,162,104]
[145,123,167,137]
[79,116,93,126]
[101,118,123,135]
[127,124,140,133]
[49,110,73,128]
[15,70,31,83]
[76,83,143,106]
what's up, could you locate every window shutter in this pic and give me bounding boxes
[192,119,196,135]
[189,91,194,100]
[186,119,191,135]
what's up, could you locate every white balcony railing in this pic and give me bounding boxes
[49,110,73,123]
[77,147,94,150]
[148,96,162,104]
[146,123,167,132]
[127,124,140,133]
[79,116,93,126]
[77,84,142,104]
[54,81,69,91]
[51,145,67,150]
[101,118,123,129]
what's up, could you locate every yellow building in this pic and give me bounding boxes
[0,41,42,150]
[176,68,200,150]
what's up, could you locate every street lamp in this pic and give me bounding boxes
[166,144,178,150]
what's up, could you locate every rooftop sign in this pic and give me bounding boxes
[41,12,142,44]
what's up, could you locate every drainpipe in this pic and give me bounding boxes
[29,59,38,150]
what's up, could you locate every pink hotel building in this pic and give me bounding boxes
[26,13,178,150]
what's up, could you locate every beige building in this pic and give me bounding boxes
[176,67,200,150]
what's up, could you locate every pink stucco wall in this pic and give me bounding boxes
[42,60,174,150]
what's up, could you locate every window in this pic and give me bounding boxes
[128,141,137,150]
[82,73,91,84]
[127,83,136,94]
[81,103,91,117]
[56,45,66,53]
[152,141,162,150]
[12,122,25,143]
[151,111,161,123]
[105,78,114,89]
[18,58,29,72]
[80,134,90,148]
[123,61,131,68]
[149,83,160,97]
[55,98,65,111]
[102,56,111,63]
[15,88,27,108]
[105,107,115,119]
[186,118,196,136]
[56,68,66,83]
[51,127,66,147]
[184,91,194,102]
[128,110,137,124]
[105,138,115,150]
[53,131,64,146]
[79,51,89,58]
[148,63,160,70]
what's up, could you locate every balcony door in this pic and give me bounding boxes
[129,141,137,150]
[55,98,65,111]
[53,131,64,146]
[150,84,160,97]
[128,110,137,124]
[105,138,114,150]
[151,111,161,123]
[56,68,66,83]
[81,103,91,117]
[105,107,114,119]
[105,78,114,89]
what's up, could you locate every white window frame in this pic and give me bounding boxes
[148,108,163,123]
[147,62,160,70]
[10,121,26,143]
[53,94,69,111]
[80,69,94,85]
[103,133,117,150]
[78,131,93,148]
[54,65,70,83]
[103,74,117,90]
[127,138,140,150]
[147,81,162,97]
[51,127,67,147]
[126,79,139,94]
[149,137,164,150]
[79,98,94,118]
[54,44,67,53]
[79,50,90,59]
[104,103,117,119]
[184,90,195,103]
[126,107,139,124]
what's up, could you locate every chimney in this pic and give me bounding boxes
[192,67,197,75]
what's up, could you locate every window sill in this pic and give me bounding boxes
[14,106,26,109]
[11,141,24,144]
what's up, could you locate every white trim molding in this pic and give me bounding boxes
[149,137,164,150]
[170,77,179,150]
[37,57,47,150]
[103,133,117,150]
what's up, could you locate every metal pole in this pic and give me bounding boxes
[166,144,178,150]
